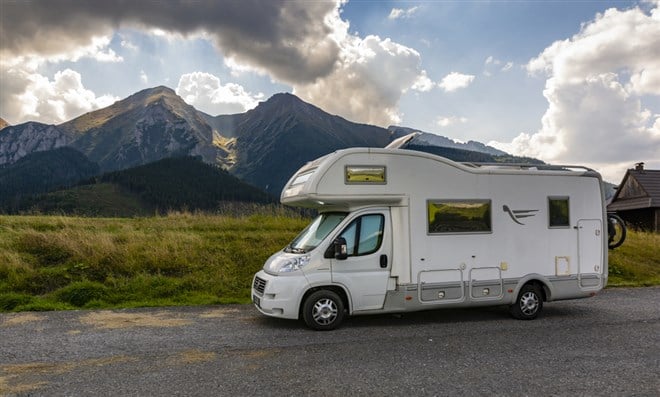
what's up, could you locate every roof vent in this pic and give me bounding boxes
[635,162,645,171]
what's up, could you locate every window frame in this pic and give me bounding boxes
[548,196,570,228]
[427,199,493,235]
[344,165,387,185]
[336,214,385,257]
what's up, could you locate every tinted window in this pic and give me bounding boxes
[549,197,570,227]
[428,200,492,234]
[339,214,384,256]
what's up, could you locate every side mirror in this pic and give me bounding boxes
[334,237,348,260]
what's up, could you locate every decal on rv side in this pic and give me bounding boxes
[503,205,539,225]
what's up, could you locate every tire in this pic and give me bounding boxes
[607,214,626,249]
[302,290,345,331]
[509,284,543,320]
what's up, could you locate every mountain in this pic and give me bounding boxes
[0,118,9,130]
[0,147,99,211]
[388,126,507,156]
[207,93,394,195]
[59,86,231,172]
[1,85,541,206]
[0,122,72,165]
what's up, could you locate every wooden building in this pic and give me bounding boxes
[607,163,660,232]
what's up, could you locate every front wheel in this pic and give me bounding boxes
[510,284,543,320]
[302,290,345,331]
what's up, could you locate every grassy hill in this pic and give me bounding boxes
[0,214,656,312]
[608,230,660,286]
[0,213,307,311]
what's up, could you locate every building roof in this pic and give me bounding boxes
[607,168,660,211]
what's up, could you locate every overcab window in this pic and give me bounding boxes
[428,200,492,234]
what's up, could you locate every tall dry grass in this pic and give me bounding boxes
[608,229,660,287]
[0,213,307,311]
[1,214,657,312]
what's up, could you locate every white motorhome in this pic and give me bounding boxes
[252,135,608,330]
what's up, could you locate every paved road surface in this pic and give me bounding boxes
[1,287,659,396]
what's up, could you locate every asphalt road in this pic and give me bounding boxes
[1,287,658,396]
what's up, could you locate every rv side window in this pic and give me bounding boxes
[427,200,492,234]
[548,197,570,228]
[337,214,384,257]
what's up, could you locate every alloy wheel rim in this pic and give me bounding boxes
[520,291,539,315]
[312,298,337,325]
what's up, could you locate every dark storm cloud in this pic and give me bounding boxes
[0,0,340,83]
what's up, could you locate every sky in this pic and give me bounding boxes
[1,0,659,183]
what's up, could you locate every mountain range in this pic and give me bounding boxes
[0,86,530,213]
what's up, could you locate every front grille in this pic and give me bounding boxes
[253,276,267,294]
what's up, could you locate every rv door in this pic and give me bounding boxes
[577,219,603,290]
[330,209,392,311]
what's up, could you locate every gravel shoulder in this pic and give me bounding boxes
[1,287,659,396]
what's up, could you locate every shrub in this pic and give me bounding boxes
[0,292,33,311]
[55,281,109,307]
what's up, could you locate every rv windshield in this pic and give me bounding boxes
[285,212,348,254]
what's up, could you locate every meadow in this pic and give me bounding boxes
[0,213,307,311]
[0,214,657,312]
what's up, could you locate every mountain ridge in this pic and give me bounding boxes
[1,85,542,206]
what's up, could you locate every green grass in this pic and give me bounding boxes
[0,213,307,312]
[0,214,657,313]
[608,229,660,287]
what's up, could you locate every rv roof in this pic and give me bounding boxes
[461,162,597,174]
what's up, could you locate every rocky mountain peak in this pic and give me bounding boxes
[0,122,71,165]
[0,117,9,130]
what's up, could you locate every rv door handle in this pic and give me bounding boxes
[380,255,388,268]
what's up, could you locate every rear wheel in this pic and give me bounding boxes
[510,284,543,320]
[302,290,345,331]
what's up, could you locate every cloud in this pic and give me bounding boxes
[140,70,149,84]
[1,1,431,127]
[0,33,122,124]
[437,116,468,127]
[389,6,420,20]
[3,68,117,124]
[176,72,263,115]
[0,0,339,84]
[484,56,516,76]
[490,3,660,181]
[411,71,435,92]
[438,72,476,92]
[294,35,426,126]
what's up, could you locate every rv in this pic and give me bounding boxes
[252,135,608,330]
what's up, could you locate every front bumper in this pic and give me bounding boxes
[251,270,309,320]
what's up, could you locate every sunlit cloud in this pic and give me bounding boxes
[176,72,263,115]
[438,72,475,92]
[490,3,660,182]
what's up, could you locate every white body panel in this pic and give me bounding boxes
[252,148,608,322]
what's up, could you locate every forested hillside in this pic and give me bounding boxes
[99,156,275,211]
[0,147,99,211]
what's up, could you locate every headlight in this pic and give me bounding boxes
[278,255,311,273]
